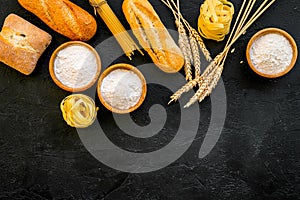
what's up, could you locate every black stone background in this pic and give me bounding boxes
[0,0,299,199]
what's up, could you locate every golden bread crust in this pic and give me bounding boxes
[123,0,184,73]
[18,0,97,41]
[0,14,52,75]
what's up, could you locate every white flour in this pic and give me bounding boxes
[250,33,293,75]
[54,45,98,88]
[101,69,143,110]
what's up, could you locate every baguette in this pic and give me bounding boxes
[18,0,97,41]
[122,0,184,73]
[0,14,52,75]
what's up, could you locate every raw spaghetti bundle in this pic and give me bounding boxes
[60,94,98,128]
[198,0,234,41]
[89,0,142,59]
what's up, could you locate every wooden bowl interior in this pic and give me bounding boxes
[49,41,101,92]
[246,28,298,78]
[97,63,147,114]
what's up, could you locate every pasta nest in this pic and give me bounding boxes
[60,94,98,128]
[198,0,234,41]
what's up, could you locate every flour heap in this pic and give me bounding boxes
[250,33,293,75]
[100,69,143,110]
[54,44,98,88]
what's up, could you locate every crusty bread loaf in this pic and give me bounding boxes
[122,0,184,73]
[18,0,97,41]
[0,14,52,75]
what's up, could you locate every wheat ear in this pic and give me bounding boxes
[184,52,225,107]
[168,78,200,104]
[176,20,193,63]
[200,52,224,79]
[206,64,224,97]
[184,78,209,108]
[169,52,223,105]
[185,63,224,108]
[177,20,193,81]
[189,27,212,62]
[178,35,192,81]
[189,34,201,79]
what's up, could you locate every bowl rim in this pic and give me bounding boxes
[246,27,298,78]
[97,63,147,114]
[49,41,102,92]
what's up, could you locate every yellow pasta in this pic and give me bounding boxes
[89,0,143,59]
[198,0,234,41]
[60,94,98,128]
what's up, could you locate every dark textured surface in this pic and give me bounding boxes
[0,0,299,199]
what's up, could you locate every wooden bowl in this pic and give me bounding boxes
[97,63,147,114]
[49,41,101,92]
[246,28,298,78]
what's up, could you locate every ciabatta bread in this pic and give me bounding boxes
[0,14,52,75]
[123,0,184,73]
[18,0,97,41]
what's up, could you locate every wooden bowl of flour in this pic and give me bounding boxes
[246,28,298,78]
[97,63,147,114]
[49,41,101,92]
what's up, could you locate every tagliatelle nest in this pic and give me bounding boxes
[60,94,98,128]
[198,0,234,41]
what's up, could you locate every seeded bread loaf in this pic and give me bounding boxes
[122,0,184,73]
[18,0,97,41]
[0,14,52,75]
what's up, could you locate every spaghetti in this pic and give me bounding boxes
[89,0,143,59]
[60,94,98,128]
[198,0,234,41]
